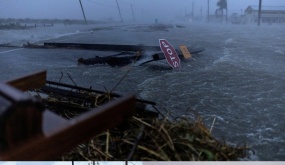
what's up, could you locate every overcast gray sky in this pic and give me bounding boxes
[0,0,285,22]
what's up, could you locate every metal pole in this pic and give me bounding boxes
[258,0,262,26]
[79,0,87,23]
[116,0,123,22]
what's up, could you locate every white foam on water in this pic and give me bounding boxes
[212,38,240,65]
[245,126,285,145]
[224,38,236,45]
[274,49,284,55]
[0,24,95,46]
[213,47,233,64]
[0,48,24,54]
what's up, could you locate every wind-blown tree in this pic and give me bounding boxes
[217,0,228,22]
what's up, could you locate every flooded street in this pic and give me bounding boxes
[0,22,285,160]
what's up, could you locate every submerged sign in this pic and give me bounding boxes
[179,45,192,59]
[159,39,180,69]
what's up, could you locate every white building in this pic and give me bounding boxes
[244,5,285,24]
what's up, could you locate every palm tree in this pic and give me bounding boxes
[217,0,227,22]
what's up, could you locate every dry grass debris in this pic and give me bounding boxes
[60,114,250,161]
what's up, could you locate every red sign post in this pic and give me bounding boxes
[159,39,180,69]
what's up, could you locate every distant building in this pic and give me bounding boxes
[244,5,285,24]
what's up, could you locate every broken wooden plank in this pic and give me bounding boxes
[0,94,136,160]
[6,70,46,91]
[40,85,159,117]
[43,42,161,51]
[45,80,156,105]
[40,85,95,101]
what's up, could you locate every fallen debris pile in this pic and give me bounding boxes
[35,78,251,161]
[32,80,251,160]
[61,115,251,161]
[36,80,159,119]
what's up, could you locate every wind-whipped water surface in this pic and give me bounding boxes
[0,24,99,46]
[1,22,285,160]
[137,23,285,161]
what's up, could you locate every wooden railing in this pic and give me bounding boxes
[0,71,136,160]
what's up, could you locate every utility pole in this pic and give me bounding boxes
[226,1,228,23]
[116,0,123,22]
[192,2,195,18]
[131,4,135,22]
[258,0,262,26]
[201,6,203,17]
[141,9,144,22]
[79,0,87,23]
[207,0,210,22]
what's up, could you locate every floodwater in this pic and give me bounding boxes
[0,22,285,161]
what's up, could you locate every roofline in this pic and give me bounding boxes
[246,5,285,11]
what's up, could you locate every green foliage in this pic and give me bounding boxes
[217,0,227,10]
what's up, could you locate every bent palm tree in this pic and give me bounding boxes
[217,0,227,22]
